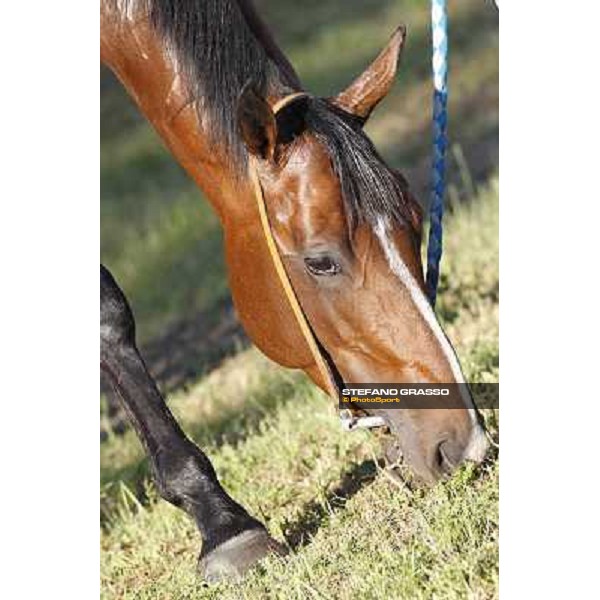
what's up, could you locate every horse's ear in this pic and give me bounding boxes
[332,26,406,122]
[237,82,277,160]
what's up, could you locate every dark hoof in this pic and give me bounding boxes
[198,529,287,583]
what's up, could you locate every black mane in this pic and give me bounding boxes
[146,0,290,168]
[130,0,415,230]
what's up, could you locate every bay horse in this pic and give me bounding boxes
[101,0,489,581]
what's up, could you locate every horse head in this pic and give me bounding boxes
[237,27,489,484]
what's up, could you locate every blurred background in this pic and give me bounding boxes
[101,3,498,595]
[101,0,498,396]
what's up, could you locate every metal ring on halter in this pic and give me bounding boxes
[339,409,387,432]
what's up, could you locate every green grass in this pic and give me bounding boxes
[101,0,498,596]
[100,181,499,599]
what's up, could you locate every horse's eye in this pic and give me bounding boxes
[304,255,341,277]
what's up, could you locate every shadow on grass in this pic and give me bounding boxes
[140,299,248,393]
[281,459,380,550]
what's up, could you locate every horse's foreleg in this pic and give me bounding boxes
[100,265,284,581]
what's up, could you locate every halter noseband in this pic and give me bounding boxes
[248,92,385,432]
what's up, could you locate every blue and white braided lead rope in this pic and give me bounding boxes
[425,0,449,306]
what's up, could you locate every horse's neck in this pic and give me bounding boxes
[100,1,296,220]
[101,2,321,383]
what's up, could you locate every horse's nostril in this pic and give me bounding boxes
[436,441,457,475]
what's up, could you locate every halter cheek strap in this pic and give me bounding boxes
[248,92,385,432]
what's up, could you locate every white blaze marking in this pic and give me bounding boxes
[373,217,486,455]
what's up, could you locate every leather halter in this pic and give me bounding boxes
[247,92,386,432]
